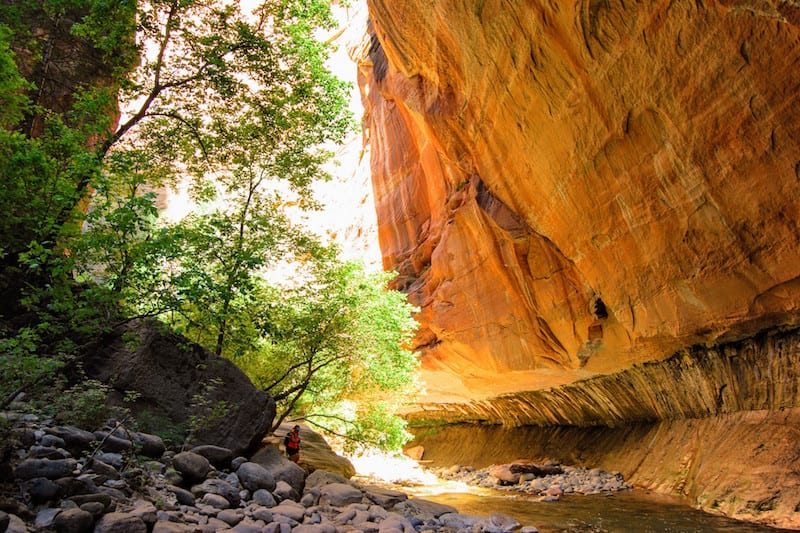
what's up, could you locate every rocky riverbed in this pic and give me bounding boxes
[0,408,544,533]
[427,462,631,501]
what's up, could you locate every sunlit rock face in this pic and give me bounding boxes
[358,1,800,407]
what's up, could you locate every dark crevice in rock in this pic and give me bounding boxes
[475,178,531,238]
[367,27,388,84]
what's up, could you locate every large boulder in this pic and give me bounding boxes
[83,319,274,456]
[236,462,276,492]
[171,452,210,484]
[250,445,306,496]
[275,423,355,479]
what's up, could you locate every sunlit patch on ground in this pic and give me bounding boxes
[346,450,476,496]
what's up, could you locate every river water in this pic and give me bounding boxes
[417,488,793,533]
[350,453,794,532]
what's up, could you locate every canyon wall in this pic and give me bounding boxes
[408,409,800,530]
[357,0,800,408]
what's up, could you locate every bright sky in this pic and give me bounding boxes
[158,0,381,269]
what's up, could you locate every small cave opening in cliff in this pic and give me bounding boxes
[592,297,608,320]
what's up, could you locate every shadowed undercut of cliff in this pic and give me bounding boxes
[358,0,800,410]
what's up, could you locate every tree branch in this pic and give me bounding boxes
[303,416,384,447]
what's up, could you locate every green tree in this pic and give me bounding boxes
[79,0,353,348]
[237,252,420,452]
[1,0,421,453]
[0,0,352,406]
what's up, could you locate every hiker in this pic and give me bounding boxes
[284,425,301,463]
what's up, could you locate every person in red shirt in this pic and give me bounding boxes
[284,425,301,463]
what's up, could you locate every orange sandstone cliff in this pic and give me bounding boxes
[356,0,800,413]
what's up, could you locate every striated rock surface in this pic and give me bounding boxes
[358,0,800,405]
[405,326,800,427]
[408,410,800,530]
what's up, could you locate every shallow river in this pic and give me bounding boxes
[414,488,793,533]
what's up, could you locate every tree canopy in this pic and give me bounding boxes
[238,253,419,450]
[0,0,420,451]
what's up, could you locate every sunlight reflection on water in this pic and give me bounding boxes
[346,451,793,533]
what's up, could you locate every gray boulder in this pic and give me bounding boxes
[252,488,276,507]
[191,478,241,507]
[5,513,27,533]
[166,485,195,506]
[272,480,299,502]
[304,470,352,491]
[35,508,61,529]
[94,512,147,533]
[216,509,244,526]
[270,501,306,522]
[172,452,210,483]
[201,493,229,509]
[475,513,521,533]
[361,485,408,509]
[190,445,233,469]
[93,431,133,453]
[131,432,166,458]
[53,507,94,533]
[438,512,481,529]
[66,494,114,512]
[318,483,363,507]
[152,522,196,533]
[25,477,62,502]
[82,319,275,456]
[28,445,69,460]
[250,445,305,495]
[44,427,95,453]
[14,458,77,480]
[236,462,276,492]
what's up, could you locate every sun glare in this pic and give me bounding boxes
[346,450,474,495]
